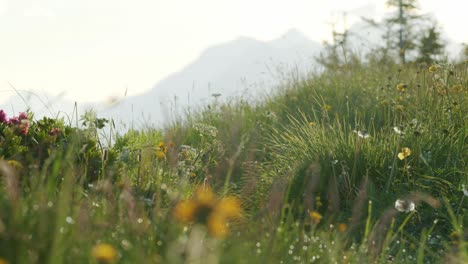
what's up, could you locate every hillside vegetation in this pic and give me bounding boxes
[0,58,467,263]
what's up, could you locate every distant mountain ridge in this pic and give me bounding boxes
[98,29,322,129]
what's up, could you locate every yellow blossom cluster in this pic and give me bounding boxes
[173,186,242,239]
[398,147,412,160]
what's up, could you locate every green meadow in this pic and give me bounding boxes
[0,58,467,263]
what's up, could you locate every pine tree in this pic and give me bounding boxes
[384,0,422,63]
[416,25,445,63]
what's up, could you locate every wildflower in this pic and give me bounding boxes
[393,126,404,135]
[398,147,412,160]
[462,185,468,197]
[322,104,331,111]
[394,199,415,213]
[216,197,242,218]
[18,112,28,120]
[0,258,9,264]
[7,113,30,135]
[309,211,322,224]
[338,223,348,232]
[92,243,117,264]
[49,128,61,137]
[156,150,165,160]
[428,65,438,73]
[158,141,165,150]
[353,130,370,139]
[396,83,407,92]
[309,122,316,126]
[173,186,241,239]
[173,200,197,222]
[7,116,19,125]
[207,214,229,239]
[0,110,8,123]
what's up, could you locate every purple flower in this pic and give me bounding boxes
[0,110,8,123]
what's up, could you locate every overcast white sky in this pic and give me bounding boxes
[0,0,466,103]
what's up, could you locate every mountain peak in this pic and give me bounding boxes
[274,28,311,43]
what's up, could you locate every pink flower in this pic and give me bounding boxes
[49,128,61,137]
[18,112,28,120]
[20,119,30,135]
[0,110,8,123]
[8,116,19,125]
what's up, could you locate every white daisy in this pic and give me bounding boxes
[395,199,415,213]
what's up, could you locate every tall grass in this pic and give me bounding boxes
[0,58,467,263]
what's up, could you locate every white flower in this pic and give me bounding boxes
[353,130,371,139]
[462,185,468,197]
[393,126,404,135]
[395,199,415,213]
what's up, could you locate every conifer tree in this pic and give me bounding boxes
[416,25,445,63]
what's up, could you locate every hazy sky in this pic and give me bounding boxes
[0,0,466,103]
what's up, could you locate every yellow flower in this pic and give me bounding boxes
[207,214,229,239]
[309,211,322,224]
[173,186,242,239]
[398,147,412,160]
[156,150,166,160]
[322,104,331,111]
[396,83,406,92]
[428,65,438,73]
[0,258,10,264]
[173,200,197,222]
[338,223,348,232]
[194,186,216,206]
[216,197,241,218]
[158,141,165,149]
[92,243,117,264]
[309,122,316,126]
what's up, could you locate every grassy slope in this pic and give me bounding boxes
[0,59,467,263]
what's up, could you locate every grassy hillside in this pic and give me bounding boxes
[0,59,467,263]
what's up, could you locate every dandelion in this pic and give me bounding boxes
[397,147,412,160]
[322,104,331,111]
[309,211,322,224]
[428,65,438,73]
[92,243,117,264]
[173,186,241,239]
[394,199,415,213]
[207,214,229,239]
[396,83,407,92]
